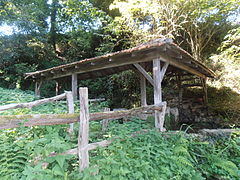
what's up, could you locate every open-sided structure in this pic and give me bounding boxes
[25,38,215,131]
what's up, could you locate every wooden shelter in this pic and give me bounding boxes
[25,38,215,131]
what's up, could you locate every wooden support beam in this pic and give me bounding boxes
[133,63,154,86]
[140,74,147,106]
[72,73,78,100]
[55,81,59,96]
[176,73,183,110]
[158,54,207,78]
[39,51,158,80]
[66,91,74,134]
[160,62,169,82]
[78,87,90,172]
[35,81,42,97]
[153,58,165,131]
[182,83,202,88]
[201,78,208,105]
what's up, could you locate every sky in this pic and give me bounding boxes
[0,24,16,36]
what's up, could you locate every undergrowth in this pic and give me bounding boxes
[0,88,239,179]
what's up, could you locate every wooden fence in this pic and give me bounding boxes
[0,87,165,172]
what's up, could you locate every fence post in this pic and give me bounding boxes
[102,107,110,132]
[78,87,90,172]
[66,91,74,134]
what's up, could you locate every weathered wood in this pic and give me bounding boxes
[140,74,147,106]
[25,39,216,82]
[0,104,163,129]
[134,63,154,86]
[66,91,74,134]
[158,54,207,78]
[45,129,153,158]
[201,78,208,105]
[78,87,90,171]
[30,51,159,81]
[34,139,113,167]
[176,74,183,108]
[182,83,202,88]
[87,140,112,151]
[0,93,66,112]
[89,98,105,102]
[35,81,42,97]
[161,62,169,82]
[153,58,164,131]
[72,73,78,100]
[55,81,59,96]
[159,102,167,131]
[102,108,110,132]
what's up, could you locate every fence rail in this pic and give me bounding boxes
[0,93,67,111]
[0,87,166,172]
[0,105,162,129]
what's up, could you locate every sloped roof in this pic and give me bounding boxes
[25,38,215,81]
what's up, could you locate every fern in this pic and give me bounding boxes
[0,133,29,178]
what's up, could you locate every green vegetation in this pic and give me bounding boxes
[0,0,240,179]
[0,88,239,179]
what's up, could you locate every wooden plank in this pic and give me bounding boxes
[0,93,66,112]
[66,91,74,134]
[72,74,78,100]
[158,54,206,78]
[153,58,164,131]
[161,62,169,82]
[0,104,164,129]
[78,87,90,171]
[140,74,147,106]
[34,51,159,80]
[134,63,154,86]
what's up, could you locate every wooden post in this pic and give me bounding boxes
[140,74,147,106]
[176,73,183,122]
[176,73,183,108]
[55,81,59,96]
[66,91,74,134]
[35,81,42,97]
[201,78,208,105]
[72,74,78,100]
[78,87,90,172]
[102,107,110,132]
[153,58,164,131]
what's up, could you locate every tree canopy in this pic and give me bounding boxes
[0,0,239,103]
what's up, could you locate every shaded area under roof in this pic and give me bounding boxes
[25,38,215,81]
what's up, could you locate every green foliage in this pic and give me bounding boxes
[210,27,240,93]
[0,34,58,89]
[110,0,240,60]
[0,88,239,179]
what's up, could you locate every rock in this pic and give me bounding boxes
[198,129,239,137]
